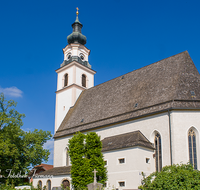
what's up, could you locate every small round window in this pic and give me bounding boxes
[66,53,71,60]
[80,53,84,61]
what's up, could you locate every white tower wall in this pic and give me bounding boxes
[54,58,96,132]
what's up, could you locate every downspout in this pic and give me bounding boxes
[168,109,173,165]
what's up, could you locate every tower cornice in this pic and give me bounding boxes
[56,60,96,75]
[55,83,86,94]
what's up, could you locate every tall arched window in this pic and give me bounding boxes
[47,180,51,190]
[82,74,86,87]
[66,148,69,166]
[38,181,42,189]
[155,132,162,172]
[64,74,68,87]
[188,128,197,169]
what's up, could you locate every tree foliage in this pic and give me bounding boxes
[138,163,200,190]
[0,93,52,185]
[68,132,107,189]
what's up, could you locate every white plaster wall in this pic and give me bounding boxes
[75,88,82,100]
[64,44,89,61]
[55,89,72,132]
[64,48,72,60]
[94,112,171,167]
[76,66,94,88]
[54,112,171,167]
[54,136,72,167]
[104,147,154,189]
[57,66,73,90]
[55,62,95,132]
[33,175,71,189]
[170,110,200,169]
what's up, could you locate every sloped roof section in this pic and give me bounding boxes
[102,131,154,152]
[54,51,200,138]
[35,166,71,176]
[34,164,53,171]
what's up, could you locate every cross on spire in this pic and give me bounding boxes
[76,7,79,15]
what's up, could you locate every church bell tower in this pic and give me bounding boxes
[54,8,96,132]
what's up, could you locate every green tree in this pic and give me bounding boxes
[138,163,200,190]
[68,132,107,189]
[0,93,52,185]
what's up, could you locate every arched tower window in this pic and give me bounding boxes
[188,128,197,169]
[47,180,51,190]
[64,74,68,87]
[82,74,86,87]
[155,132,162,172]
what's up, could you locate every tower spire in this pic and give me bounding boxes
[75,7,80,23]
[67,7,86,45]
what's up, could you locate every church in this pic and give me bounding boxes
[32,9,200,190]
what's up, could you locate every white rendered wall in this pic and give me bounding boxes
[170,110,200,169]
[54,111,200,188]
[33,175,71,189]
[55,89,72,132]
[76,66,94,88]
[104,147,154,189]
[63,44,90,62]
[57,66,73,90]
[53,107,200,188]
[55,62,95,132]
[54,112,171,167]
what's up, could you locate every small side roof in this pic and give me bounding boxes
[102,131,154,152]
[34,166,71,176]
[34,164,53,171]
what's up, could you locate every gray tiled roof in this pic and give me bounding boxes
[35,166,71,176]
[54,51,200,138]
[102,131,154,151]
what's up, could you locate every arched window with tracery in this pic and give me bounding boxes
[82,74,86,87]
[155,132,162,172]
[64,74,68,87]
[47,180,51,190]
[188,128,197,169]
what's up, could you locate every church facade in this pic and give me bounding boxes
[33,11,200,190]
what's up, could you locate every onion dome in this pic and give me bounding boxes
[67,8,87,45]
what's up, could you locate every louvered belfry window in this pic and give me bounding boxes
[188,128,197,169]
[64,74,68,87]
[155,133,162,172]
[82,74,86,87]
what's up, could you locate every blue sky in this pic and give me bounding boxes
[1,0,200,165]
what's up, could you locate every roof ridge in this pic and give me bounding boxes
[102,130,141,140]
